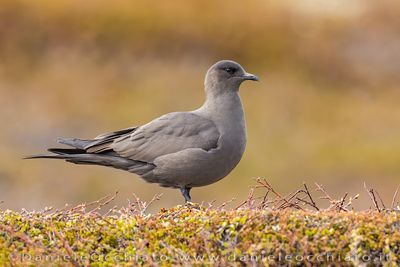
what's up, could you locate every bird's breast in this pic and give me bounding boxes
[199,92,247,163]
[217,114,247,164]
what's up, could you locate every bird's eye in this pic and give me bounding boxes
[224,68,235,75]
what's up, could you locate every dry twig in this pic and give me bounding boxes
[51,224,81,267]
[364,182,381,213]
[391,184,400,210]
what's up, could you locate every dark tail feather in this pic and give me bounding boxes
[24,147,87,159]
[24,152,155,174]
[24,154,69,160]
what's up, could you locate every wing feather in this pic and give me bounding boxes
[110,112,220,162]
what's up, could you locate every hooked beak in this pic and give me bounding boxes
[242,72,259,81]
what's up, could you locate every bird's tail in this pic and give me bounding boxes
[24,148,88,160]
[24,149,155,175]
[24,127,153,175]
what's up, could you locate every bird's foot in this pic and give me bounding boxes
[180,187,192,203]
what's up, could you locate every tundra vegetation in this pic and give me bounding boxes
[1,179,399,266]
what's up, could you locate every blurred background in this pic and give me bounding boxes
[1,0,400,211]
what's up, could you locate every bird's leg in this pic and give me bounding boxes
[180,187,192,203]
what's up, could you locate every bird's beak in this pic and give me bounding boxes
[242,72,259,81]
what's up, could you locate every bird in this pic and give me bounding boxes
[26,60,259,202]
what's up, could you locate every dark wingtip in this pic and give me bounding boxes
[48,148,85,155]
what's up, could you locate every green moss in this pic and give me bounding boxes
[0,207,399,266]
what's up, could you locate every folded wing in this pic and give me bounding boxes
[88,112,220,163]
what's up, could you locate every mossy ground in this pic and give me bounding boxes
[1,202,399,266]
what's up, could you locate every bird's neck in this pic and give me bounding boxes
[199,91,245,124]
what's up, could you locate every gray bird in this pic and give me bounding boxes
[26,60,259,202]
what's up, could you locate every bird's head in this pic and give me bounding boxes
[204,60,259,94]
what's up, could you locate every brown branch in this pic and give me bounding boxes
[303,183,319,211]
[364,182,381,213]
[0,224,35,247]
[143,193,163,214]
[339,193,348,211]
[256,178,304,210]
[295,196,317,209]
[258,190,270,209]
[315,183,333,202]
[236,187,256,210]
[130,193,162,215]
[375,190,386,210]
[215,198,236,210]
[315,183,349,211]
[104,205,118,217]
[51,224,81,267]
[391,184,400,210]
[87,191,119,214]
[276,190,305,210]
[343,193,358,210]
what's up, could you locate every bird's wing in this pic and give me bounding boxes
[94,126,138,140]
[74,126,138,153]
[105,112,220,163]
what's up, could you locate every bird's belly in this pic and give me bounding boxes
[150,137,246,188]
